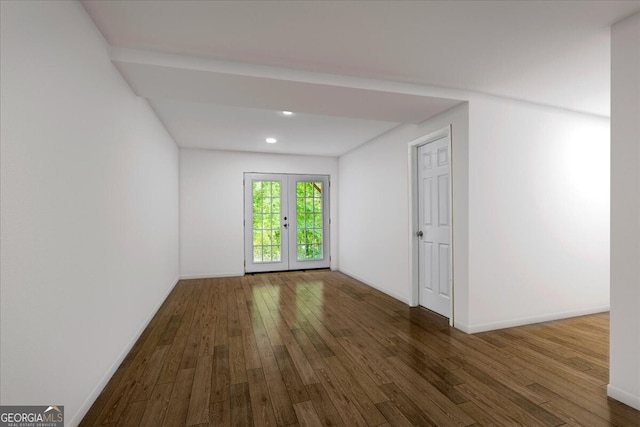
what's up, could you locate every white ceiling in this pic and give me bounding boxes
[148,100,401,156]
[82,0,640,156]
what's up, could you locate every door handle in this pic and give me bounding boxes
[416,230,423,237]
[283,223,288,229]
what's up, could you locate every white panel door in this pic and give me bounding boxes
[417,137,451,317]
[244,173,330,273]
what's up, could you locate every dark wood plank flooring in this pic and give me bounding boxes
[81,271,640,426]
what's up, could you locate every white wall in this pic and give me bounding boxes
[338,124,418,302]
[0,2,179,425]
[609,12,640,411]
[338,103,469,325]
[466,97,610,332]
[338,97,610,333]
[180,148,338,278]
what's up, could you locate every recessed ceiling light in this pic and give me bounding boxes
[266,137,277,144]
[282,111,293,116]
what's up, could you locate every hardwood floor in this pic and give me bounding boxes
[81,271,640,426]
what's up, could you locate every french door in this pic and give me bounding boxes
[244,173,330,273]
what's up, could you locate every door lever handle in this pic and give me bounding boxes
[283,223,288,229]
[416,230,423,237]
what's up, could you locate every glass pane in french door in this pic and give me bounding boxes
[251,180,281,263]
[295,181,324,260]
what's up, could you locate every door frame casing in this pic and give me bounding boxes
[408,125,454,326]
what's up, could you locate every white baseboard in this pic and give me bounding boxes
[179,272,244,280]
[337,269,410,304]
[459,305,610,334]
[453,321,472,334]
[69,276,179,427]
[608,384,640,411]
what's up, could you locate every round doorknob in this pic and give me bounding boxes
[416,230,423,237]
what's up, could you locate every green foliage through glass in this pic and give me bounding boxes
[296,182,323,260]
[252,181,281,262]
